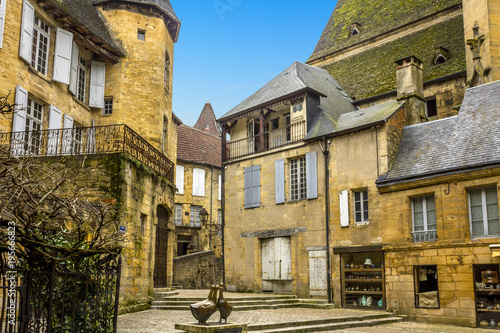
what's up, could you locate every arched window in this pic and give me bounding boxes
[349,24,361,37]
[434,54,447,65]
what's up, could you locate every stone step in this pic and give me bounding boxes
[249,316,402,333]
[152,299,301,306]
[151,303,331,311]
[155,295,298,302]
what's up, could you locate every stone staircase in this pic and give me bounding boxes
[152,292,335,311]
[247,313,402,333]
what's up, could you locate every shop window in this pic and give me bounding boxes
[414,265,439,308]
[354,189,369,224]
[469,186,499,237]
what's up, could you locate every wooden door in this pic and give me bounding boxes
[309,250,327,297]
[261,237,292,292]
[154,206,169,288]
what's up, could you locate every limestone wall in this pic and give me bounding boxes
[173,251,223,289]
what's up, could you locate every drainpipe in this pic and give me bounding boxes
[210,165,213,250]
[321,136,333,303]
[221,125,226,286]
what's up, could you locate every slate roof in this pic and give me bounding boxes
[177,125,221,168]
[194,102,221,136]
[219,61,356,122]
[50,0,123,54]
[308,0,462,63]
[306,100,404,140]
[377,80,500,184]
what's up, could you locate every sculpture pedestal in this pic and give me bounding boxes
[175,322,247,333]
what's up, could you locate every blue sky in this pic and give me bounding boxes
[171,0,336,127]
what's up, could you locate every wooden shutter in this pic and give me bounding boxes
[244,166,252,209]
[251,165,261,208]
[19,0,34,63]
[89,61,106,108]
[339,190,349,227]
[61,114,73,155]
[275,159,285,204]
[69,42,79,95]
[0,0,7,49]
[86,119,95,154]
[47,106,62,155]
[52,28,73,85]
[11,85,28,156]
[306,151,318,199]
[309,250,327,296]
[261,238,275,280]
[175,165,184,194]
[279,237,292,280]
[193,168,205,196]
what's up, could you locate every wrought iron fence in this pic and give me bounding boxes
[0,254,121,333]
[226,121,306,161]
[412,230,438,242]
[0,124,174,181]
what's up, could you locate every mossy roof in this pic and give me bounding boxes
[319,16,466,101]
[308,0,462,62]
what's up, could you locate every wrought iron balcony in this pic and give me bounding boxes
[0,124,174,181]
[412,230,438,243]
[225,121,306,161]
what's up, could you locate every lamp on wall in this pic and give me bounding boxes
[199,207,209,224]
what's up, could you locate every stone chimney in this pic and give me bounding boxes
[395,56,426,126]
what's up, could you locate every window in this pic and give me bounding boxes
[354,190,369,224]
[426,99,437,118]
[176,165,185,194]
[72,123,83,154]
[31,16,50,74]
[0,0,7,48]
[469,187,500,237]
[244,165,260,209]
[162,116,168,153]
[412,195,437,242]
[140,214,147,237]
[414,265,439,308]
[217,209,222,236]
[192,168,205,196]
[24,98,44,154]
[290,157,306,201]
[77,56,86,102]
[104,98,113,115]
[164,54,171,90]
[174,204,182,226]
[349,24,361,37]
[190,206,201,227]
[137,29,145,41]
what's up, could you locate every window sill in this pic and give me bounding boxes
[354,221,369,226]
[99,114,113,118]
[28,67,52,84]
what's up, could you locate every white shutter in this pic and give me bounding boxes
[340,190,349,227]
[218,175,221,201]
[61,114,73,155]
[261,238,275,280]
[0,0,7,49]
[306,151,318,199]
[11,85,28,156]
[86,119,96,154]
[19,0,34,63]
[47,106,62,155]
[69,42,79,95]
[193,168,205,196]
[176,165,184,194]
[89,61,105,108]
[279,237,292,280]
[52,28,73,84]
[275,159,285,204]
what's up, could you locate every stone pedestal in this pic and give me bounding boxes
[175,322,247,333]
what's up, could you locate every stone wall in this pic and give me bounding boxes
[173,251,223,289]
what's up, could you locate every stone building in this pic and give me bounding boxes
[174,103,222,257]
[219,0,500,327]
[0,0,180,312]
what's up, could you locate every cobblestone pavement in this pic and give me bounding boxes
[117,290,480,333]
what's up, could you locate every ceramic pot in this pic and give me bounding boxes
[480,320,489,327]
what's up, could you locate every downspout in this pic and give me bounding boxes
[210,165,214,250]
[221,126,226,285]
[321,136,332,303]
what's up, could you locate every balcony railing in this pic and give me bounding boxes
[412,230,438,243]
[226,121,306,161]
[0,124,174,181]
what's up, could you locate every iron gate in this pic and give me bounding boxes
[154,205,169,288]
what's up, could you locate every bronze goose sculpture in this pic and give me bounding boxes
[217,284,233,324]
[190,284,219,325]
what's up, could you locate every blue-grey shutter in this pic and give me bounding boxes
[251,165,261,208]
[306,151,318,199]
[275,159,285,204]
[244,166,252,208]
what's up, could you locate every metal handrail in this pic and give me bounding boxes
[0,124,174,181]
[226,121,306,161]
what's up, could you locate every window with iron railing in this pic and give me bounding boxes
[412,195,437,242]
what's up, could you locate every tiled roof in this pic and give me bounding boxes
[194,102,221,136]
[378,80,500,184]
[177,125,221,168]
[50,0,124,54]
[306,100,404,140]
[219,61,356,122]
